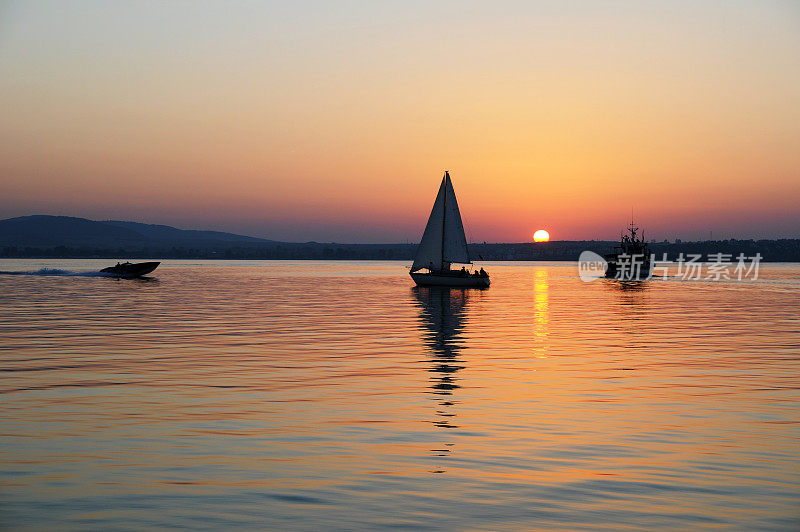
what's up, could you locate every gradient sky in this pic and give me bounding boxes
[1,1,798,242]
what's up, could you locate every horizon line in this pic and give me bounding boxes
[1,214,797,246]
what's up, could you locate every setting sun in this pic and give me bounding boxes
[533,229,550,242]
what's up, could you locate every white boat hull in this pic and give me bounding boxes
[410,272,490,288]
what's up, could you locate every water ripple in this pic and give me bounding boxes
[1,260,799,530]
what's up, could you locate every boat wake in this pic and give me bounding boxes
[0,268,116,277]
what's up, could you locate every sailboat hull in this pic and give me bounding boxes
[410,271,490,288]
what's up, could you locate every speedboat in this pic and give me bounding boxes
[100,261,160,278]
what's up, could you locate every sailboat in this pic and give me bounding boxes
[409,171,490,288]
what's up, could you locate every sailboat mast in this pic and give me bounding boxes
[441,171,448,271]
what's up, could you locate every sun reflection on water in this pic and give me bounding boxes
[532,269,549,357]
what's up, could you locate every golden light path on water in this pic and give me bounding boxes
[0,260,799,529]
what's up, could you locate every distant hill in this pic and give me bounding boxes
[0,215,275,248]
[104,220,270,244]
[1,215,798,261]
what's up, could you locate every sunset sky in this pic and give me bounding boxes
[1,1,798,243]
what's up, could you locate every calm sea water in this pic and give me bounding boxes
[1,260,799,530]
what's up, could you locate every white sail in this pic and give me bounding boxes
[442,174,470,265]
[411,178,446,272]
[411,172,471,272]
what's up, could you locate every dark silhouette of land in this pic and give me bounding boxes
[0,215,272,248]
[1,215,799,261]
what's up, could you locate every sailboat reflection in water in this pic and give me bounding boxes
[410,171,490,288]
[412,286,470,477]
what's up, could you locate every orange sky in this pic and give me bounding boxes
[1,1,798,242]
